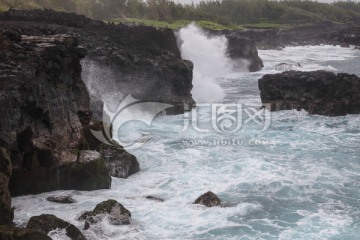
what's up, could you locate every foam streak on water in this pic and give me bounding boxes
[12,45,360,240]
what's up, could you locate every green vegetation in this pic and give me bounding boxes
[117,18,243,30]
[1,0,360,30]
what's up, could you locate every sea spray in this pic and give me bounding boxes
[178,24,234,103]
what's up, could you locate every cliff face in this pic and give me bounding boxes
[0,29,111,200]
[0,9,195,114]
[258,70,360,116]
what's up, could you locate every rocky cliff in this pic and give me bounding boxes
[0,28,113,204]
[258,70,360,116]
[0,9,195,114]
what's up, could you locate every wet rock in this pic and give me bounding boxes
[58,150,111,191]
[98,144,140,179]
[0,225,51,240]
[78,199,131,227]
[258,70,360,116]
[0,9,196,114]
[0,147,14,225]
[274,62,301,71]
[194,191,222,207]
[46,194,76,204]
[145,196,165,202]
[226,34,264,72]
[26,214,86,240]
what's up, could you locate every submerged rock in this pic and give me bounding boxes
[98,144,140,179]
[27,214,86,240]
[145,196,165,202]
[46,194,76,204]
[0,225,51,240]
[194,191,222,207]
[78,199,131,228]
[258,70,360,116]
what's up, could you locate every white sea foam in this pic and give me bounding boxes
[12,45,360,239]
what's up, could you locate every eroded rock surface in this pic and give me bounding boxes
[258,70,360,116]
[27,214,86,240]
[78,199,131,229]
[194,191,222,207]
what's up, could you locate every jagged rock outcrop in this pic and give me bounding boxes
[226,34,264,72]
[78,199,131,229]
[27,214,86,240]
[337,25,360,47]
[98,144,140,179]
[193,191,222,207]
[258,70,360,116]
[0,29,111,197]
[0,9,195,114]
[0,225,51,240]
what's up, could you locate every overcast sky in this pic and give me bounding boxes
[175,0,360,5]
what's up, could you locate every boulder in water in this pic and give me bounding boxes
[26,214,86,240]
[259,70,360,116]
[98,144,140,179]
[193,191,222,207]
[226,34,264,72]
[46,195,76,204]
[78,199,131,228]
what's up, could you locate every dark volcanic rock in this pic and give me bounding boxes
[78,199,131,228]
[194,191,222,207]
[98,144,140,179]
[0,147,13,225]
[0,225,51,240]
[27,214,86,240]
[46,195,76,204]
[258,70,360,116]
[337,25,360,47]
[0,9,195,114]
[0,29,111,196]
[221,21,353,49]
[226,34,264,72]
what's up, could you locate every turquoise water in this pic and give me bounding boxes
[12,44,360,240]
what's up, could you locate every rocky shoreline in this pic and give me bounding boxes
[1,8,360,239]
[214,21,360,49]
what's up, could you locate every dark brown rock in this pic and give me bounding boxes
[0,147,13,225]
[78,199,131,227]
[258,70,360,116]
[226,35,264,72]
[0,225,51,240]
[98,144,140,179]
[194,191,222,207]
[27,214,86,240]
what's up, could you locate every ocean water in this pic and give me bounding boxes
[12,26,360,240]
